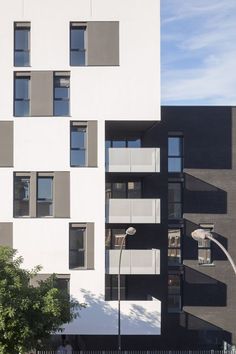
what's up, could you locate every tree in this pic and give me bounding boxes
[0,246,82,354]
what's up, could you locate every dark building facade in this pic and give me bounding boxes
[101,106,236,350]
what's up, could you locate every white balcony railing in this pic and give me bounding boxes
[105,249,160,275]
[106,148,160,172]
[106,198,161,223]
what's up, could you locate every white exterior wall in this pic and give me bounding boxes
[0,0,160,335]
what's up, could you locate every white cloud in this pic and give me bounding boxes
[161,0,236,104]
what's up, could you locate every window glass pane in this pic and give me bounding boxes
[127,181,141,198]
[37,177,53,200]
[54,101,69,116]
[14,51,30,67]
[14,100,29,117]
[69,227,85,268]
[54,76,70,88]
[15,78,29,99]
[127,138,141,147]
[168,137,182,156]
[168,249,181,264]
[168,294,181,312]
[168,183,181,202]
[168,274,180,294]
[71,128,86,148]
[15,29,29,50]
[14,176,30,217]
[199,249,211,264]
[37,202,53,217]
[112,140,126,148]
[55,87,69,99]
[112,183,126,198]
[71,27,85,50]
[71,150,86,166]
[70,51,86,66]
[168,203,182,219]
[168,229,181,247]
[168,157,182,172]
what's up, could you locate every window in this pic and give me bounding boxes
[13,172,70,218]
[37,176,53,217]
[70,123,87,166]
[69,226,86,269]
[105,228,126,249]
[70,23,86,66]
[54,73,70,116]
[106,138,141,149]
[14,22,30,67]
[168,228,181,265]
[69,223,94,270]
[168,136,183,172]
[14,176,30,217]
[198,224,214,265]
[168,182,182,219]
[105,274,126,300]
[168,272,182,313]
[14,73,30,116]
[106,181,142,199]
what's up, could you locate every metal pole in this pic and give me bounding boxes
[207,234,236,275]
[118,234,127,351]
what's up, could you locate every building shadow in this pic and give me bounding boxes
[184,174,227,214]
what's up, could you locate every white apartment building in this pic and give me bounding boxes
[0,0,160,349]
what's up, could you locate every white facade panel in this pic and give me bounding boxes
[14,119,70,170]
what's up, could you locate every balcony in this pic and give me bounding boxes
[105,249,160,274]
[106,198,161,223]
[106,148,160,172]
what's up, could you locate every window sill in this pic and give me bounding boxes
[199,263,215,267]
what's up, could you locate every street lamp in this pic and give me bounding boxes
[191,229,236,275]
[118,226,136,351]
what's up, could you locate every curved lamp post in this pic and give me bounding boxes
[191,229,236,275]
[118,226,136,351]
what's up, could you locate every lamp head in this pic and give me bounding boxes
[125,227,136,236]
[191,228,211,241]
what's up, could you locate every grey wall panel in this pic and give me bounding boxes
[86,222,94,269]
[31,71,53,116]
[0,223,13,247]
[0,121,13,167]
[87,121,98,167]
[54,172,70,218]
[87,22,119,66]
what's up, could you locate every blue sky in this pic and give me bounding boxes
[161,0,236,105]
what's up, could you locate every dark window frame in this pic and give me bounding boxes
[36,175,54,217]
[53,73,70,116]
[168,271,182,313]
[13,175,30,217]
[70,23,87,66]
[168,181,183,220]
[70,122,87,167]
[105,228,126,250]
[106,180,142,199]
[14,73,30,117]
[198,224,214,265]
[168,135,184,173]
[69,225,86,270]
[168,228,182,265]
[105,274,126,301]
[14,22,30,67]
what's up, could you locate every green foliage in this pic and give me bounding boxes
[0,246,82,354]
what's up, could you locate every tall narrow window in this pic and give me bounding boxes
[14,22,30,67]
[54,73,70,116]
[70,23,86,66]
[198,224,213,265]
[168,228,181,265]
[69,226,86,269]
[168,272,182,313]
[37,176,53,217]
[14,175,30,217]
[168,182,182,219]
[70,123,87,166]
[14,73,30,116]
[168,136,183,172]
